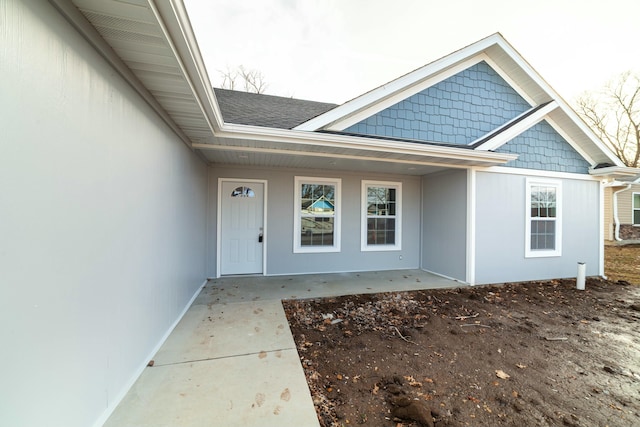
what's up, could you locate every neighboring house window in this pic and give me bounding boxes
[634,193,640,225]
[525,179,562,257]
[361,181,402,251]
[294,177,341,253]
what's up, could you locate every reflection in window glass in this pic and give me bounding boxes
[231,186,255,198]
[530,185,556,250]
[366,186,397,245]
[300,183,335,246]
[362,181,401,251]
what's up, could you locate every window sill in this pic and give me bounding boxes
[361,245,402,252]
[525,250,562,258]
[294,247,341,254]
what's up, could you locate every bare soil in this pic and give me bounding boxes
[605,244,640,284]
[285,263,640,427]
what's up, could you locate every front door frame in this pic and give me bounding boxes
[216,178,268,277]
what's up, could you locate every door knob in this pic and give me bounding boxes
[258,233,263,243]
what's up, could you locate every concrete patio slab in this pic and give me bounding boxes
[103,349,319,427]
[104,270,460,427]
[153,300,293,365]
[196,269,462,304]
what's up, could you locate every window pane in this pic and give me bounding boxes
[231,186,254,197]
[634,194,640,209]
[634,210,640,225]
[367,187,395,216]
[531,220,555,250]
[367,218,395,245]
[301,184,335,215]
[300,217,334,246]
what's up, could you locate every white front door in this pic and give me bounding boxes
[220,180,265,275]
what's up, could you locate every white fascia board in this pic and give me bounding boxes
[491,35,624,167]
[479,166,602,182]
[148,0,224,132]
[294,34,507,132]
[589,166,640,180]
[213,123,518,165]
[473,101,559,151]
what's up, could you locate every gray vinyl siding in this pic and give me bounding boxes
[421,170,468,281]
[345,61,530,144]
[495,120,591,174]
[474,171,600,284]
[207,166,421,276]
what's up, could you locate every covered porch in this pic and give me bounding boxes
[103,270,461,427]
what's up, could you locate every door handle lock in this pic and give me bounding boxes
[258,233,263,243]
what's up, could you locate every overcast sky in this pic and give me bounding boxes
[184,0,640,105]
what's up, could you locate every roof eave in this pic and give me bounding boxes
[589,166,640,181]
[197,124,518,167]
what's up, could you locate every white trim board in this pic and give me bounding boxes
[466,168,477,285]
[479,166,602,181]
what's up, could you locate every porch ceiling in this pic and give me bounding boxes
[197,146,449,175]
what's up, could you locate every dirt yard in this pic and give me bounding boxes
[284,246,640,427]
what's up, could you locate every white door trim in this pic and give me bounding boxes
[217,178,268,277]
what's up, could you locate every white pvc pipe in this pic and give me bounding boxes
[612,184,632,241]
[577,262,586,290]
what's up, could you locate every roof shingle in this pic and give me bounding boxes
[213,88,337,129]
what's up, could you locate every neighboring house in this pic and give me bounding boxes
[2,1,639,427]
[604,182,640,241]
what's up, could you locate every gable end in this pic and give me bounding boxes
[495,120,591,174]
[343,61,531,145]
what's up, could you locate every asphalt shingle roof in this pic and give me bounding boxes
[213,88,338,129]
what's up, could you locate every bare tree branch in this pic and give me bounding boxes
[219,65,268,94]
[576,71,640,168]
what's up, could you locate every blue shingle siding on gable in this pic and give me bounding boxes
[495,120,591,174]
[344,61,531,144]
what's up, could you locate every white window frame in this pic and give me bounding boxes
[361,180,402,251]
[293,176,341,253]
[633,192,640,226]
[525,178,562,258]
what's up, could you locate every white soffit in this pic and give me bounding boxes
[57,0,220,146]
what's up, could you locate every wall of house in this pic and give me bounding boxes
[207,166,421,276]
[495,120,591,174]
[617,183,640,240]
[604,186,614,241]
[421,170,468,281]
[344,61,531,144]
[473,171,600,284]
[0,2,208,427]
[615,183,640,224]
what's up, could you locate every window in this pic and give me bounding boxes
[231,186,255,197]
[361,181,402,251]
[634,193,640,225]
[294,177,341,253]
[525,179,561,257]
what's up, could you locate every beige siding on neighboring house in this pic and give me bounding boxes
[604,186,613,241]
[618,184,640,224]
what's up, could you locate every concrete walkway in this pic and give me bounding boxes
[103,270,461,426]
